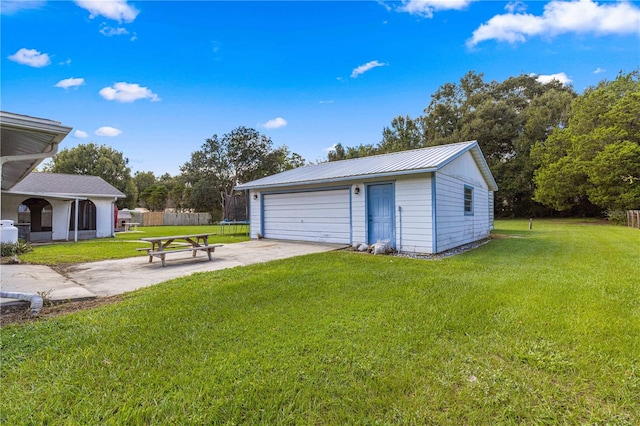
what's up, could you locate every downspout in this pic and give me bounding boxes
[398,205,402,253]
[0,291,43,316]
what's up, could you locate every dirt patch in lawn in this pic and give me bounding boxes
[1,295,125,326]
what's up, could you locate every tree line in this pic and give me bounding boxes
[43,70,639,219]
[42,126,303,219]
[330,70,639,217]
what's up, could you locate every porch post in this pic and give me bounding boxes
[74,198,79,242]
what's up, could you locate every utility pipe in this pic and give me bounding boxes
[0,291,43,316]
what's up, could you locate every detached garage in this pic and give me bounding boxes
[236,140,498,254]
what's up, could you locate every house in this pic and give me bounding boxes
[1,111,123,242]
[236,140,498,254]
[1,173,124,242]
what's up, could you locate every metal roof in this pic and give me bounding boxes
[5,172,125,198]
[1,111,73,190]
[237,140,498,191]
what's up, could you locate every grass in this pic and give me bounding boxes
[17,225,250,265]
[1,220,639,424]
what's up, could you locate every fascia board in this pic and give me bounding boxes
[236,167,438,191]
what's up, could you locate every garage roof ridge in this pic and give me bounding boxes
[237,140,497,191]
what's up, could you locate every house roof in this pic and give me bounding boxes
[237,140,498,191]
[5,172,125,199]
[1,111,72,190]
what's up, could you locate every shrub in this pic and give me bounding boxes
[605,210,627,225]
[0,239,33,257]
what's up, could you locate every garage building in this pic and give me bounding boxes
[236,140,498,254]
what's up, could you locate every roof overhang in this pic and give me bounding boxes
[1,190,89,201]
[0,111,72,190]
[237,141,499,192]
[236,167,440,191]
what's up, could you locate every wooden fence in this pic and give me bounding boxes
[133,212,213,227]
[627,210,640,229]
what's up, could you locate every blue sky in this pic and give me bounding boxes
[2,0,639,176]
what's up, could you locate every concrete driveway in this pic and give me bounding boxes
[1,240,347,306]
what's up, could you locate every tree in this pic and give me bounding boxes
[378,115,424,154]
[180,126,304,218]
[327,142,377,161]
[133,171,156,195]
[533,71,640,212]
[139,184,168,211]
[336,71,576,217]
[42,143,137,208]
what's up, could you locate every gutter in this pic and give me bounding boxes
[0,141,60,167]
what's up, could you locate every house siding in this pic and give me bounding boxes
[394,174,433,254]
[435,151,492,252]
[95,199,116,238]
[351,183,366,246]
[51,199,70,240]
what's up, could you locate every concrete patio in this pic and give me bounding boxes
[1,240,347,307]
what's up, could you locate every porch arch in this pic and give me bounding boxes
[69,199,97,231]
[18,198,53,241]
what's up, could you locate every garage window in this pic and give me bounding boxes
[464,185,473,215]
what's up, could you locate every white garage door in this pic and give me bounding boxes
[263,189,351,244]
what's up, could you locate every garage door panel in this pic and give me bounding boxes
[263,190,350,244]
[266,219,351,229]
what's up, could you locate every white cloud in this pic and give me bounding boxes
[534,72,572,85]
[8,48,51,67]
[594,67,606,74]
[99,82,161,103]
[59,58,72,66]
[100,25,129,37]
[55,77,85,89]
[324,144,337,153]
[73,130,89,138]
[351,60,388,78]
[74,0,139,23]
[468,0,640,47]
[0,0,45,15]
[397,0,474,18]
[505,1,527,14]
[319,100,335,104]
[262,117,288,129]
[95,126,122,137]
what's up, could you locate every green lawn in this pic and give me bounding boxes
[18,225,250,264]
[1,220,639,424]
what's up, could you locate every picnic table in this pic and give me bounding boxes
[218,220,250,235]
[123,222,140,232]
[138,233,222,267]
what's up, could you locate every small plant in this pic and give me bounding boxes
[37,288,54,307]
[0,239,33,257]
[605,210,627,225]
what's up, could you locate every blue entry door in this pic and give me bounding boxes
[367,183,394,246]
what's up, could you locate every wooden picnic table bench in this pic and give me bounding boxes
[138,233,222,267]
[123,222,140,232]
